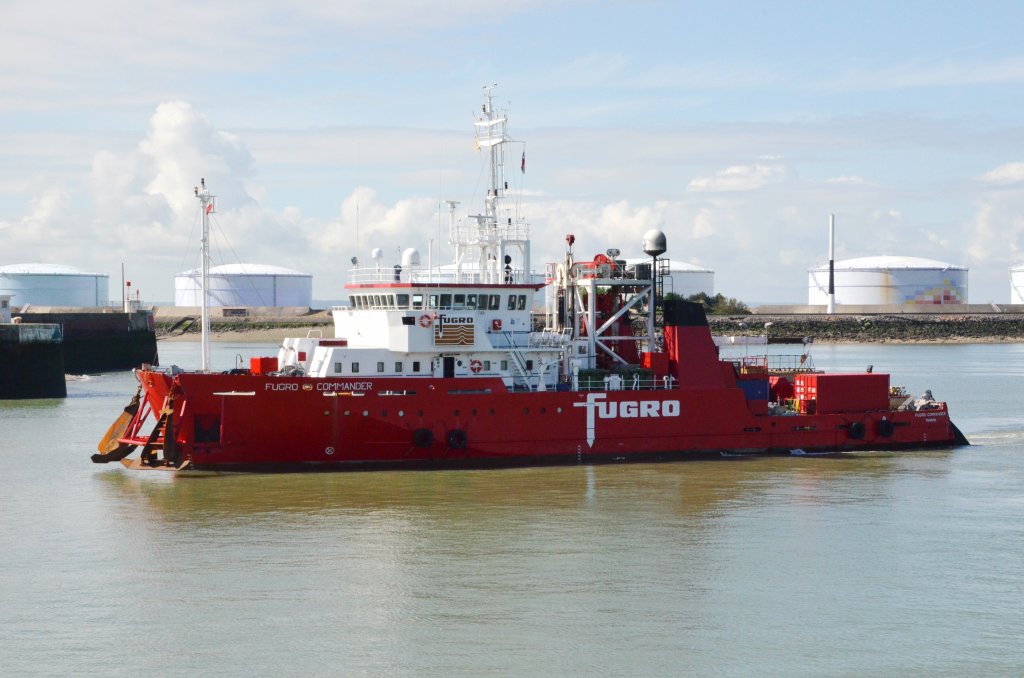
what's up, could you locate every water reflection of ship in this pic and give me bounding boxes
[93,453,948,526]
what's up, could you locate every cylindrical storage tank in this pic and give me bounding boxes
[808,256,967,305]
[0,263,110,307]
[1011,264,1024,304]
[175,263,313,307]
[624,258,714,297]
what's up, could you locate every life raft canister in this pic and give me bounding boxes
[469,359,483,374]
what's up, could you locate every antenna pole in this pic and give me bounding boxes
[196,179,215,371]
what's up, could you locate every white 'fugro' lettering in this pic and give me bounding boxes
[574,393,680,446]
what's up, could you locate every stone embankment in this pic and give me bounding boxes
[708,314,1024,343]
[153,309,1024,343]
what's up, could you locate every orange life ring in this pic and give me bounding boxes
[492,318,502,331]
[469,359,483,374]
[419,314,433,328]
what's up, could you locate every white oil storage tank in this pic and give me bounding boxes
[0,263,110,307]
[623,258,714,298]
[1011,263,1024,303]
[808,255,967,306]
[175,263,313,307]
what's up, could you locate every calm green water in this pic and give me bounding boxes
[1,341,1022,676]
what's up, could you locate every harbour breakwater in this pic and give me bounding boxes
[710,313,1024,343]
[154,309,1024,343]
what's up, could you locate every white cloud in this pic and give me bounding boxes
[978,162,1024,186]
[832,56,1024,92]
[687,163,786,193]
[826,175,866,185]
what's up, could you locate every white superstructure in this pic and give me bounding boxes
[175,263,313,307]
[0,263,110,307]
[808,255,968,306]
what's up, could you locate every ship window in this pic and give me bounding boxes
[526,360,534,370]
[428,294,438,308]
[396,294,409,308]
[507,295,516,310]
[540,407,546,414]
[334,362,342,372]
[454,294,466,309]
[517,295,527,310]
[501,360,508,371]
[467,294,477,309]
[352,362,360,373]
[472,409,477,416]
[453,410,459,417]
[440,293,452,309]
[377,362,385,373]
[386,295,395,308]
[413,294,424,309]
[413,361,421,372]
[395,362,403,372]
[484,360,491,370]
[371,294,380,307]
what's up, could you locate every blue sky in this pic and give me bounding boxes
[2,0,1023,304]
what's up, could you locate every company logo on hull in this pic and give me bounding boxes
[434,315,474,346]
[573,393,681,447]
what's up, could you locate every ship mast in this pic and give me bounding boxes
[195,179,214,372]
[456,84,529,284]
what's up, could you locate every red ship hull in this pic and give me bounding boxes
[108,366,964,472]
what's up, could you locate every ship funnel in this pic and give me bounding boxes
[642,229,667,257]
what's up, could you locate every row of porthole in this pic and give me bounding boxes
[338,406,566,417]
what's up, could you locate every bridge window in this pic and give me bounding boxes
[412,294,424,309]
[428,294,438,308]
[507,295,516,310]
[467,294,477,309]
[397,294,409,307]
[454,294,466,309]
[517,295,527,310]
[440,293,452,309]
